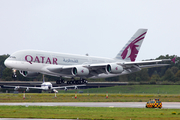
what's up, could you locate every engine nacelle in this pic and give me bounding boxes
[106,63,123,74]
[26,87,30,92]
[64,87,68,91]
[53,89,58,93]
[74,86,78,90]
[72,66,89,76]
[14,86,20,91]
[19,71,39,78]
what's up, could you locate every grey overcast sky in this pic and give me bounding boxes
[0,0,180,61]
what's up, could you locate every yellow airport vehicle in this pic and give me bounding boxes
[146,99,162,108]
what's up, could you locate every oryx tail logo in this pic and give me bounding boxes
[121,32,147,62]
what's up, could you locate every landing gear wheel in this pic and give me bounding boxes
[56,80,61,84]
[56,77,65,84]
[82,79,88,84]
[67,81,69,84]
[12,73,17,78]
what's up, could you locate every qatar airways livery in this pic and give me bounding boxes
[4,29,175,84]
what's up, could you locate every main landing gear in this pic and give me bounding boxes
[56,77,88,85]
[67,78,88,85]
[56,76,64,84]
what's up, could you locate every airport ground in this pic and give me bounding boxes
[1,81,180,94]
[0,84,180,103]
[0,83,180,119]
[0,105,180,119]
[0,93,180,119]
[0,93,180,102]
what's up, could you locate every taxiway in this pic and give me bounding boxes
[0,102,179,109]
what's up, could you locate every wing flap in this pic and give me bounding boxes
[120,59,172,66]
[139,64,170,69]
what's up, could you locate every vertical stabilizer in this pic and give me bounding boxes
[115,29,148,62]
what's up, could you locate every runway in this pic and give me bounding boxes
[0,102,179,109]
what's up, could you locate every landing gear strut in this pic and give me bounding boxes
[12,69,17,78]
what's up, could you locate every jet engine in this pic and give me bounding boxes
[74,86,78,89]
[106,63,123,74]
[19,71,39,78]
[26,87,30,92]
[72,66,89,76]
[53,89,58,93]
[14,86,20,91]
[64,87,68,91]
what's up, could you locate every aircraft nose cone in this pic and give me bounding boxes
[4,59,11,68]
[4,59,8,67]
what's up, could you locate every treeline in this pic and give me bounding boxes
[90,55,180,84]
[0,54,180,84]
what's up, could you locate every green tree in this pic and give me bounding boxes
[175,70,180,82]
[2,68,13,81]
[105,76,119,81]
[135,76,141,82]
[0,55,9,78]
[118,75,128,82]
[129,69,150,82]
[171,66,178,74]
[150,74,160,82]
[162,68,176,82]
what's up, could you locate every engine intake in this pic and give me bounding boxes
[106,63,123,74]
[19,71,39,78]
[72,66,89,76]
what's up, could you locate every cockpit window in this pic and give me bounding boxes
[9,56,16,59]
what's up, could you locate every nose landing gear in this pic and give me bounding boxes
[12,69,17,78]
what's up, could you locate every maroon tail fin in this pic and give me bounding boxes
[115,29,148,62]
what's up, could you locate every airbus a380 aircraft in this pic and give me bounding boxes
[4,29,175,84]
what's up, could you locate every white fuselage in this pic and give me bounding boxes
[40,82,52,90]
[4,50,125,78]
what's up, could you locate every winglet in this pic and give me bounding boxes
[171,57,176,63]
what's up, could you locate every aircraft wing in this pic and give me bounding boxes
[119,59,173,69]
[120,59,173,65]
[45,58,174,77]
[52,84,86,89]
[2,84,86,90]
[85,58,173,70]
[2,85,43,89]
[139,64,170,69]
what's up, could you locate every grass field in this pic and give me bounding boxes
[0,85,180,102]
[3,85,180,94]
[58,85,180,94]
[0,106,180,120]
[1,85,180,119]
[0,93,180,102]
